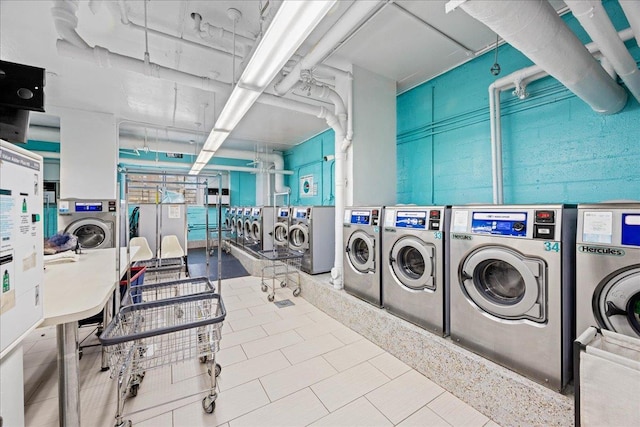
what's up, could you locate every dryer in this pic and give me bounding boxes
[449,205,576,391]
[273,207,291,248]
[576,203,640,340]
[382,206,450,335]
[289,206,335,274]
[58,198,117,249]
[343,207,384,307]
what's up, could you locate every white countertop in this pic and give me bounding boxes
[41,247,137,326]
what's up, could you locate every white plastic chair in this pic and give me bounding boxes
[129,236,153,261]
[160,235,185,259]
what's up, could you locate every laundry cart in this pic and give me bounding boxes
[121,276,216,306]
[100,292,226,427]
[258,248,303,302]
[133,257,185,283]
[574,327,640,426]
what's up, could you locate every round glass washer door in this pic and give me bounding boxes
[289,224,309,250]
[593,265,640,338]
[251,221,261,241]
[66,219,112,249]
[460,246,545,322]
[244,220,252,240]
[236,219,244,237]
[346,230,375,273]
[273,223,288,245]
[390,237,434,290]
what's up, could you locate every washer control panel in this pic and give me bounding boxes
[533,210,556,240]
[471,212,528,237]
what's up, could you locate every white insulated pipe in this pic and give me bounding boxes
[51,0,89,49]
[566,0,640,103]
[620,1,640,48]
[487,27,635,204]
[460,0,627,115]
[273,0,382,96]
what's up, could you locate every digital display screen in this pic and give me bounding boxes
[621,214,640,247]
[395,211,427,229]
[471,212,527,237]
[278,209,288,218]
[75,202,102,212]
[351,210,371,225]
[295,209,307,219]
[252,208,260,216]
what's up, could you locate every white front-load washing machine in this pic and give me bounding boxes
[576,203,640,339]
[382,206,450,334]
[449,205,576,391]
[58,198,117,249]
[343,207,384,307]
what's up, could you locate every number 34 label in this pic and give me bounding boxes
[544,242,560,252]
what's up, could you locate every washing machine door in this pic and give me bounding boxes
[244,220,252,240]
[66,218,113,249]
[459,246,546,322]
[251,221,261,241]
[289,224,309,250]
[273,222,289,246]
[346,230,375,273]
[236,219,244,237]
[593,265,640,338]
[389,237,434,290]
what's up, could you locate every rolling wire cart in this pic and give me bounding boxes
[132,257,185,283]
[259,248,303,301]
[100,292,226,427]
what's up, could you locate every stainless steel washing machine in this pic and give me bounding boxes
[449,204,576,391]
[58,198,117,249]
[273,207,291,248]
[225,207,235,232]
[343,207,384,307]
[576,203,640,340]
[382,206,450,335]
[243,207,254,244]
[249,207,275,251]
[235,206,245,242]
[289,206,335,274]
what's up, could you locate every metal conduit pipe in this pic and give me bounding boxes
[566,0,640,103]
[460,0,627,115]
[620,1,640,47]
[487,26,635,203]
[273,0,382,96]
[119,158,292,175]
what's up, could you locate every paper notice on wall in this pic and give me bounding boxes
[452,210,469,232]
[168,205,181,219]
[583,211,613,243]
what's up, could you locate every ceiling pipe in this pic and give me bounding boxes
[487,26,635,204]
[620,1,640,47]
[273,0,382,96]
[458,0,627,115]
[565,0,640,103]
[119,158,292,175]
[51,0,89,49]
[192,12,255,54]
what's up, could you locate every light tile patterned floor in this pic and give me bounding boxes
[23,276,500,427]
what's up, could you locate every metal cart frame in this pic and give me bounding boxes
[100,292,226,427]
[132,257,185,283]
[258,248,303,302]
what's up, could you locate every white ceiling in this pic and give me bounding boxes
[0,0,566,156]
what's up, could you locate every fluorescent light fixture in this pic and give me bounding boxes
[240,1,337,89]
[202,130,230,152]
[189,0,335,174]
[214,88,261,131]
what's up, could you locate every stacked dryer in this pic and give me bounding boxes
[343,207,384,307]
[382,206,450,334]
[576,202,640,340]
[289,206,335,274]
[448,204,576,391]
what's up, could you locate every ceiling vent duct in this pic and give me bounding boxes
[455,0,627,114]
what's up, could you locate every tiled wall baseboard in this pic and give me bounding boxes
[230,245,574,426]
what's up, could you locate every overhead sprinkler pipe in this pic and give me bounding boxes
[565,0,640,103]
[458,0,627,115]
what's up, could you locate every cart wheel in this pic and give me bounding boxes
[261,284,267,292]
[115,420,132,427]
[280,281,287,288]
[130,384,139,397]
[293,288,301,297]
[215,363,222,377]
[202,396,216,414]
[200,355,208,363]
[267,294,275,302]
[78,349,83,360]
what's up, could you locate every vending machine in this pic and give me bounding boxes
[0,139,44,426]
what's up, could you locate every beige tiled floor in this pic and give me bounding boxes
[23,276,500,427]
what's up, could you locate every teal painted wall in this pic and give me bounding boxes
[397,0,640,205]
[284,129,335,206]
